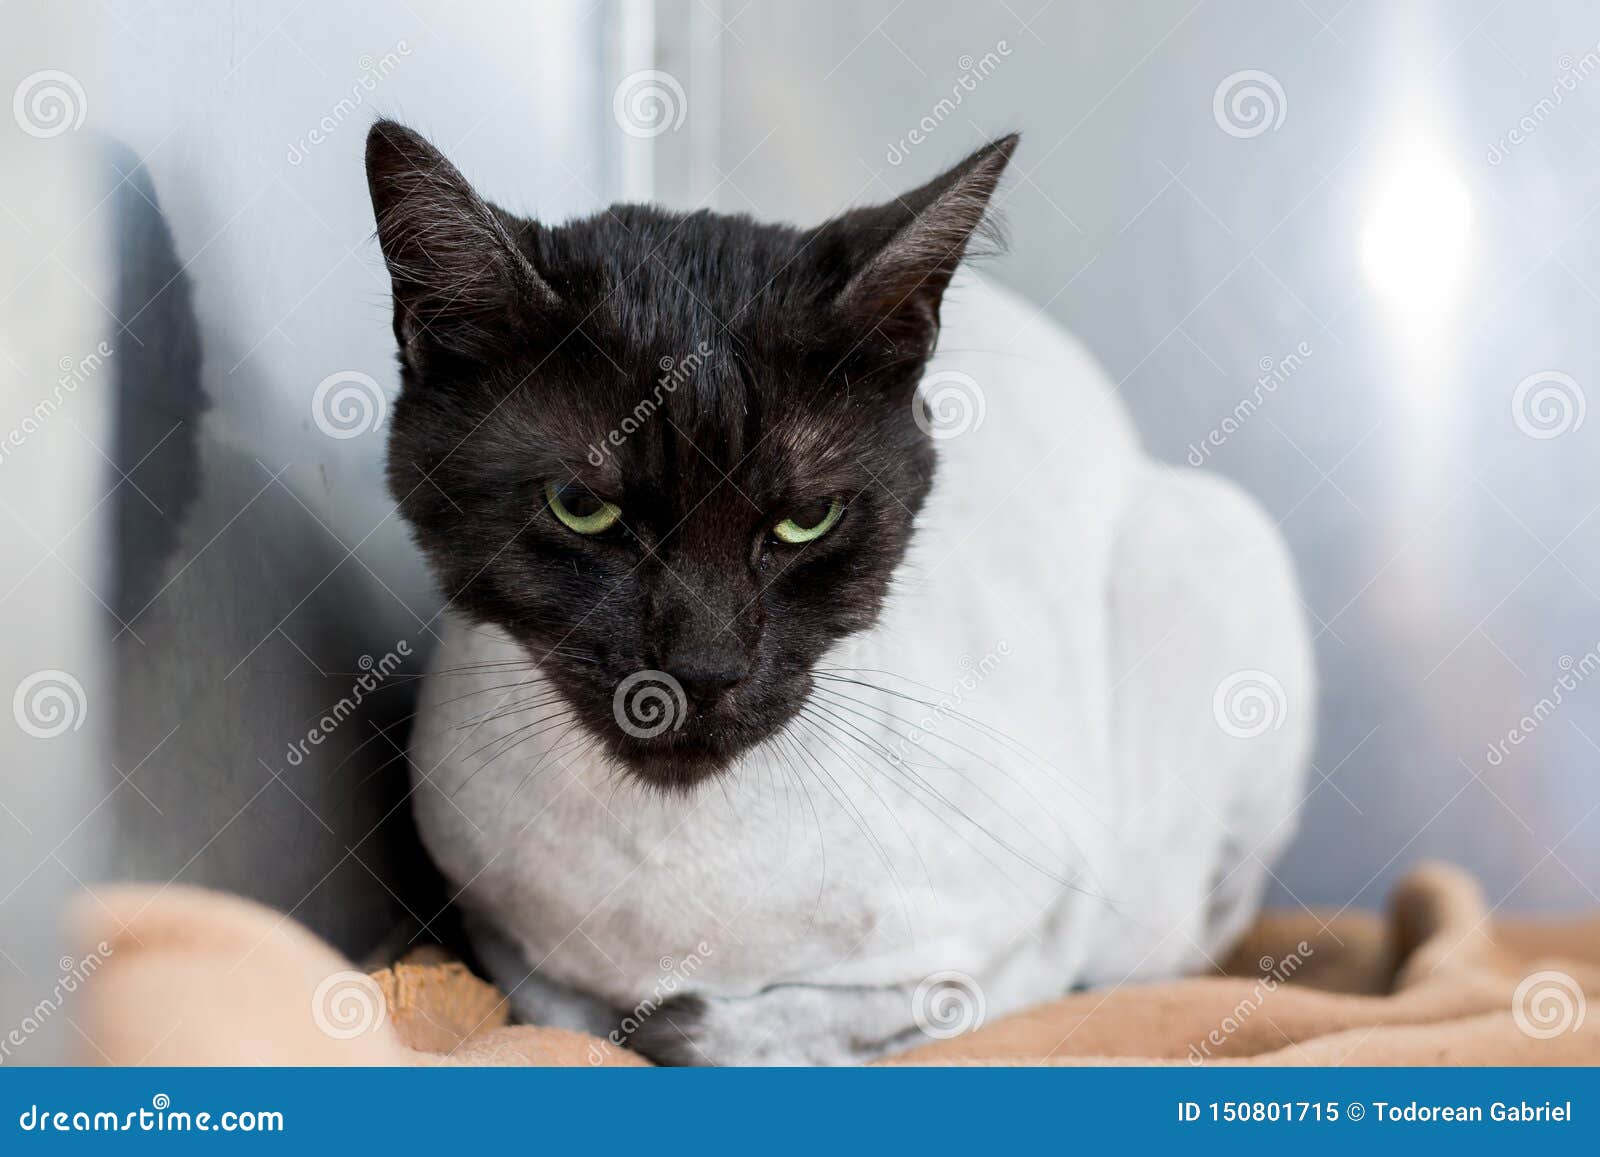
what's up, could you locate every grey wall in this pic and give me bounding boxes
[66,1,620,963]
[687,0,1600,913]
[0,3,105,1064]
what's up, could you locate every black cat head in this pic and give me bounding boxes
[366,119,1015,790]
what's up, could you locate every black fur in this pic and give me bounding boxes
[619,994,711,1065]
[365,119,1015,789]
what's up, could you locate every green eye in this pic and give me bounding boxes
[545,481,622,535]
[773,499,843,545]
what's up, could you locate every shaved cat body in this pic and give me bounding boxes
[369,121,1313,1064]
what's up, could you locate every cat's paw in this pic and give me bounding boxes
[621,987,916,1066]
[622,994,714,1066]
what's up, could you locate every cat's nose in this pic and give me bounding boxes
[663,648,749,702]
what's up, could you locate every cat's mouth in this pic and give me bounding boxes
[597,668,805,791]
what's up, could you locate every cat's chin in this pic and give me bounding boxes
[614,752,729,796]
[602,719,786,792]
[609,743,737,793]
[604,752,732,796]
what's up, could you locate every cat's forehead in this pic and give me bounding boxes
[525,334,889,504]
[537,206,824,336]
[497,205,928,495]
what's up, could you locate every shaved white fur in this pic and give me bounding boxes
[408,274,1314,1064]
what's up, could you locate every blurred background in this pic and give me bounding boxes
[3,0,1599,1058]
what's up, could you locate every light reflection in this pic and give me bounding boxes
[1361,153,1474,326]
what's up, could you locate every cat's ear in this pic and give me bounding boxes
[831,134,1018,354]
[365,119,557,368]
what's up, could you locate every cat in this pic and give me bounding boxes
[365,118,1313,1065]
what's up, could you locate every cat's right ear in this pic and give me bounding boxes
[826,134,1017,359]
[365,119,558,369]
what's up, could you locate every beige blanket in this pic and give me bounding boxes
[69,863,1600,1065]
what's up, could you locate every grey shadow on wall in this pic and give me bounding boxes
[95,136,446,959]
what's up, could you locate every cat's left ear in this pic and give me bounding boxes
[830,134,1018,354]
[365,119,558,370]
